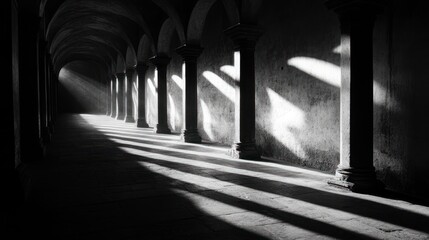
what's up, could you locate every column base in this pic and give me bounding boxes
[327,167,384,193]
[181,129,201,143]
[155,124,171,134]
[229,142,260,160]
[110,112,116,118]
[124,115,135,123]
[116,113,125,121]
[136,119,149,128]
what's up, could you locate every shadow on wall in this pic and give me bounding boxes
[58,61,107,114]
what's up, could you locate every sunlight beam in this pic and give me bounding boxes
[200,99,214,140]
[266,88,307,160]
[202,71,235,102]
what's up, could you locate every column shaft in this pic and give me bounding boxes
[116,73,125,120]
[136,63,149,127]
[150,56,171,134]
[224,24,262,160]
[177,45,203,143]
[125,68,135,123]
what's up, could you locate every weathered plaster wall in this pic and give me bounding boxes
[145,65,158,127]
[58,61,107,114]
[197,2,235,143]
[255,0,340,172]
[167,48,184,133]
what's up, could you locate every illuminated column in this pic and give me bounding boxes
[176,45,202,143]
[125,68,136,123]
[136,62,149,128]
[106,77,111,116]
[149,55,171,134]
[326,0,385,192]
[110,75,117,118]
[224,24,262,160]
[116,72,126,120]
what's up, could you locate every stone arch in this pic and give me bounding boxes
[187,0,240,45]
[116,54,126,73]
[54,54,110,77]
[151,0,186,44]
[137,35,156,63]
[240,0,264,24]
[158,18,180,55]
[126,46,137,68]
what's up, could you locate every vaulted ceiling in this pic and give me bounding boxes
[21,0,260,76]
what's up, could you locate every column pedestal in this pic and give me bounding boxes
[325,0,386,193]
[224,24,263,160]
[150,55,171,134]
[176,45,203,143]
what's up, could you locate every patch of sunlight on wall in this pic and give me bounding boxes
[373,81,401,112]
[132,81,138,119]
[220,65,238,80]
[333,45,341,54]
[168,94,176,131]
[59,68,106,112]
[200,99,214,140]
[147,77,157,125]
[202,71,235,102]
[148,77,157,96]
[287,57,341,88]
[267,87,307,160]
[172,74,183,90]
[154,69,158,88]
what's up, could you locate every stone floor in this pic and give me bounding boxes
[15,114,429,239]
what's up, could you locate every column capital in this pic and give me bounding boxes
[126,68,135,79]
[149,55,171,67]
[325,0,387,16]
[136,62,149,73]
[116,72,126,79]
[224,23,263,50]
[111,74,117,80]
[176,45,203,61]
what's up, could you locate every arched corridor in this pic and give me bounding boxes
[3,0,429,239]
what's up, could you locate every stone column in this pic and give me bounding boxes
[224,24,263,160]
[326,0,385,192]
[176,45,203,143]
[125,68,135,123]
[136,62,149,128]
[106,78,111,116]
[110,75,117,118]
[116,72,126,120]
[149,55,171,134]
